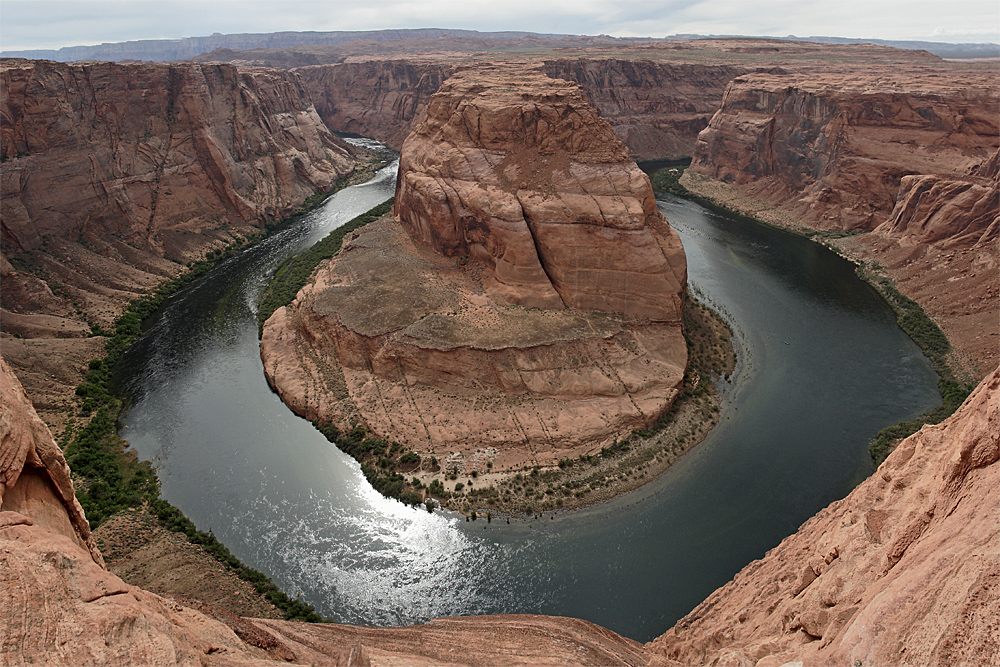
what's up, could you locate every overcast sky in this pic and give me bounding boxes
[1,0,998,52]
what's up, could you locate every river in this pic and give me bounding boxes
[117,156,940,642]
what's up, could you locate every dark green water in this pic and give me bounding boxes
[117,159,939,642]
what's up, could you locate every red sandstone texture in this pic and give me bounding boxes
[261,65,687,469]
[681,61,999,379]
[689,68,999,232]
[296,56,742,160]
[0,58,359,426]
[650,365,1000,667]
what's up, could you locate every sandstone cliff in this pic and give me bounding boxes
[262,65,687,471]
[682,62,999,378]
[1,59,355,255]
[0,58,358,425]
[690,68,999,232]
[297,57,742,161]
[650,364,1000,667]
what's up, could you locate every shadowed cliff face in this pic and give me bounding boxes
[1,59,356,256]
[296,58,743,161]
[650,365,1000,667]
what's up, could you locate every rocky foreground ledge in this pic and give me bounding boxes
[261,65,687,475]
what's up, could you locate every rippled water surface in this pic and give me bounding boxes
[118,161,939,641]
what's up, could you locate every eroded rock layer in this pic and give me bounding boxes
[0,58,358,426]
[690,69,999,232]
[395,65,687,323]
[262,65,687,463]
[650,365,1000,667]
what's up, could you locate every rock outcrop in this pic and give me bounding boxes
[683,61,999,378]
[650,365,1000,667]
[297,60,452,150]
[1,59,355,256]
[297,57,742,161]
[262,65,687,467]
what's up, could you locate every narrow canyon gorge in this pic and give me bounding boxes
[1,35,998,667]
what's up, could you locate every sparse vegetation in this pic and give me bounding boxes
[257,197,395,330]
[58,180,367,623]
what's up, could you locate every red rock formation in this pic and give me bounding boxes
[0,58,360,426]
[650,365,1000,667]
[1,59,356,256]
[690,69,999,232]
[262,65,687,468]
[297,60,452,149]
[541,59,744,160]
[296,57,742,161]
[395,64,686,322]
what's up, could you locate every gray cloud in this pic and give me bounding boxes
[1,0,997,52]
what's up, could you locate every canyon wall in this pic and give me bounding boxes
[297,60,452,149]
[262,65,687,469]
[689,69,999,232]
[1,59,356,256]
[541,58,743,160]
[651,364,1000,666]
[0,59,358,424]
[296,58,742,160]
[684,64,999,377]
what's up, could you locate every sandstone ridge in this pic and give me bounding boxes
[262,65,687,468]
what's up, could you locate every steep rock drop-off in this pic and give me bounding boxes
[296,57,742,160]
[651,364,1000,667]
[0,58,359,425]
[682,64,999,378]
[261,65,687,470]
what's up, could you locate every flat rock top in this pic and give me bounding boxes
[311,218,623,348]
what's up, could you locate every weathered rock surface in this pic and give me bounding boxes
[297,57,742,161]
[1,59,355,255]
[690,67,999,232]
[1,58,358,426]
[541,58,743,160]
[262,65,687,466]
[650,365,1000,667]
[395,65,687,322]
[297,60,453,149]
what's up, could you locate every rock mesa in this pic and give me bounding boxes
[262,65,687,465]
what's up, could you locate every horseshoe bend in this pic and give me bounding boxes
[260,65,690,473]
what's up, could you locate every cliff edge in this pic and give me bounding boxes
[651,364,1000,666]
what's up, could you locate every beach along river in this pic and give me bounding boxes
[117,158,939,642]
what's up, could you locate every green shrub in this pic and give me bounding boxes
[258,198,395,329]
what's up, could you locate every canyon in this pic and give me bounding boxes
[1,35,998,667]
[261,65,687,475]
[0,58,360,426]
